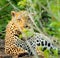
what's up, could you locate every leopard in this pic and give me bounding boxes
[5,11,58,58]
[5,11,31,57]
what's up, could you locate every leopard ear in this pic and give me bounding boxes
[11,11,16,17]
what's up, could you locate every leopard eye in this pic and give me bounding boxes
[28,17,30,20]
[17,18,21,20]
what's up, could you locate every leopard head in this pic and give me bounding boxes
[11,11,33,30]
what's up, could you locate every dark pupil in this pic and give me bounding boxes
[25,25,28,27]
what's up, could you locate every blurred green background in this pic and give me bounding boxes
[0,0,60,40]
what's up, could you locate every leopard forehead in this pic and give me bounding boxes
[12,11,29,18]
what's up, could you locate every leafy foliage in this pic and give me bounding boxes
[17,0,27,10]
[37,46,58,58]
[0,0,60,39]
[46,21,60,38]
[19,28,34,39]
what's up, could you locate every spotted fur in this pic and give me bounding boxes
[5,11,30,56]
[15,33,57,56]
[5,11,57,57]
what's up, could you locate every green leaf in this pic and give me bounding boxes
[51,48,58,58]
[19,28,34,39]
[53,48,58,58]
[19,34,23,39]
[23,29,34,38]
[44,49,50,58]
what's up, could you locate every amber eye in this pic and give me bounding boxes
[17,18,21,20]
